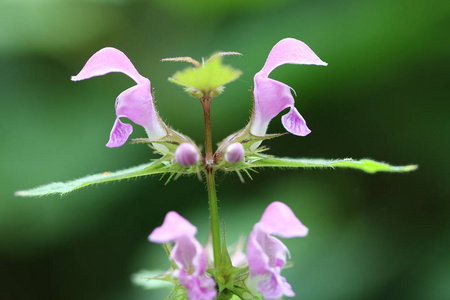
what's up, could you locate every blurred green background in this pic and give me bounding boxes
[1,0,448,299]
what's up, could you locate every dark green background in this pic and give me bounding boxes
[1,0,448,299]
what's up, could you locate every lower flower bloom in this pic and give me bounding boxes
[247,201,308,299]
[148,203,307,300]
[149,211,217,300]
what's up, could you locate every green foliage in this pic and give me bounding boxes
[15,161,172,197]
[241,156,417,174]
[2,0,445,299]
[131,270,174,290]
[208,230,253,300]
[15,156,416,197]
[168,55,242,98]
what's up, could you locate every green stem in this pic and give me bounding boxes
[202,97,214,165]
[201,96,221,267]
[206,168,220,267]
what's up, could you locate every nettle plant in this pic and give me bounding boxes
[17,38,416,300]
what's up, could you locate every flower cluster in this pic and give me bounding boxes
[15,33,416,300]
[149,211,217,300]
[17,32,416,300]
[71,38,327,166]
[149,202,308,300]
[69,38,327,300]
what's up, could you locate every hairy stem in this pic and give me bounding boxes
[201,96,221,267]
[202,97,214,166]
[206,168,220,267]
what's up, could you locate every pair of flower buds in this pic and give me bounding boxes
[149,201,308,300]
[71,38,327,163]
[175,142,244,166]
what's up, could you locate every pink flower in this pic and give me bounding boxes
[149,212,217,300]
[72,47,167,148]
[247,202,308,299]
[251,38,327,137]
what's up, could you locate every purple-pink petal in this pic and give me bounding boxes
[113,80,167,143]
[247,202,308,299]
[247,227,289,276]
[169,236,215,299]
[149,211,217,300]
[72,47,167,148]
[258,38,327,78]
[258,272,295,299]
[252,77,295,137]
[106,118,133,148]
[251,38,326,137]
[281,106,311,136]
[149,211,197,243]
[71,47,145,84]
[259,201,308,238]
[172,235,207,276]
[179,274,217,300]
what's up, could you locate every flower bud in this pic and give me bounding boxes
[175,143,200,166]
[225,143,245,164]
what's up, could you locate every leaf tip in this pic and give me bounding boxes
[403,164,418,172]
[14,190,27,197]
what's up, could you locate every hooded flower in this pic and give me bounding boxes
[247,201,308,299]
[71,47,167,148]
[251,38,327,137]
[149,211,217,300]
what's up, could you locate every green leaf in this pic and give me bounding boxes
[169,55,242,96]
[15,161,172,197]
[242,156,417,174]
[131,270,174,290]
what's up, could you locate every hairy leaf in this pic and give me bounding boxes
[15,161,172,197]
[242,156,417,174]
